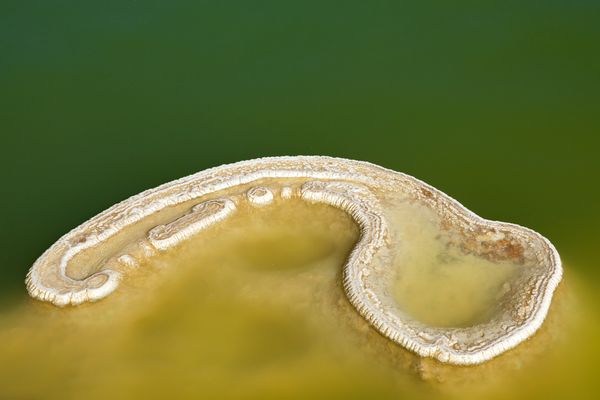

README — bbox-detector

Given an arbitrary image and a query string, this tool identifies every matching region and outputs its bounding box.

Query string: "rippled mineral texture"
[26,156,562,365]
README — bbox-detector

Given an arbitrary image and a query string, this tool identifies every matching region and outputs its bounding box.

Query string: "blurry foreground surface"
[0,201,598,399]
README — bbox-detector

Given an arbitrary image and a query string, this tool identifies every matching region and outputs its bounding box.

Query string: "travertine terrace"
[25,156,562,365]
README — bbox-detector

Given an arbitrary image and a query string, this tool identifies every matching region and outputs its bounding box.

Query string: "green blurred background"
[1,0,598,306]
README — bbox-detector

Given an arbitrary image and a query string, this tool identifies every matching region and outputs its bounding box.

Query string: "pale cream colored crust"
[25,156,562,365]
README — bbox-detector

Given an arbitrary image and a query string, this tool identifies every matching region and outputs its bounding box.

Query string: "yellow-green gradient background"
[0,1,598,398]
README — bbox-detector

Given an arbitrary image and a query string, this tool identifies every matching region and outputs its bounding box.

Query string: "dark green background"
[1,1,598,305]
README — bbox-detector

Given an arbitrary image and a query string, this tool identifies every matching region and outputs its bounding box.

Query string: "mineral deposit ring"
[25,156,562,365]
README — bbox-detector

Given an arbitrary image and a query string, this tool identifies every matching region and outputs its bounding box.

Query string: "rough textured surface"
[25,156,562,365]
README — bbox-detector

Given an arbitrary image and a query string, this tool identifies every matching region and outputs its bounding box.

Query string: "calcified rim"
[25,156,562,365]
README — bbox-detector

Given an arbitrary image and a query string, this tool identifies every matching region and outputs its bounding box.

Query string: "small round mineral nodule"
[25,156,562,365]
[246,186,274,206]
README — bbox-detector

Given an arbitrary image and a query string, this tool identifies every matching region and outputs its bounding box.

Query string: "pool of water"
[390,217,522,328]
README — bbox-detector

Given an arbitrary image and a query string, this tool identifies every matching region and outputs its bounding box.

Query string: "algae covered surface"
[0,199,597,399]
[1,1,599,399]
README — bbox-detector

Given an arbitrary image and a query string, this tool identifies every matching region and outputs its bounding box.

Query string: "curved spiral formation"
[25,156,562,365]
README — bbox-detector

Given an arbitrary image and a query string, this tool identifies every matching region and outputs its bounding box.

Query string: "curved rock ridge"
[25,156,562,365]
